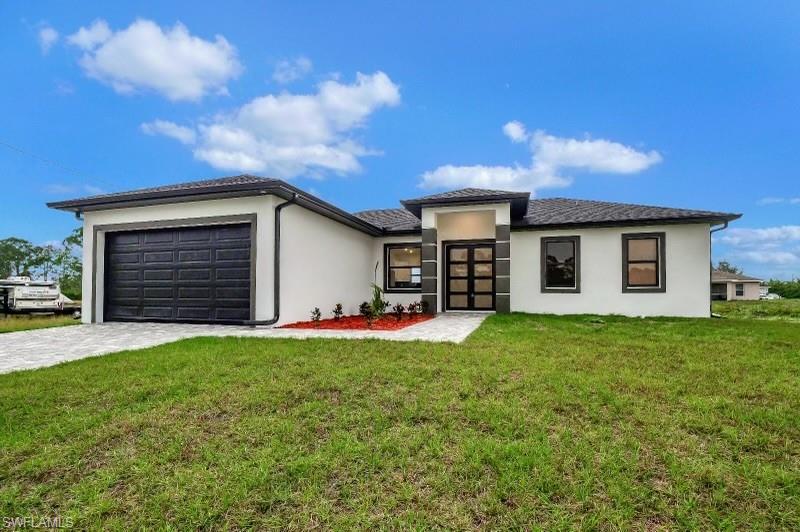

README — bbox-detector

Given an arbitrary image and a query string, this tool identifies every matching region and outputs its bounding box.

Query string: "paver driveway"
[0,313,488,374]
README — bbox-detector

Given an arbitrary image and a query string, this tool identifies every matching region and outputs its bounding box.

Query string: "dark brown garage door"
[104,223,252,324]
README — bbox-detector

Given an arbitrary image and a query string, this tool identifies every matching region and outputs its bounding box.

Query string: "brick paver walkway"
[0,313,489,374]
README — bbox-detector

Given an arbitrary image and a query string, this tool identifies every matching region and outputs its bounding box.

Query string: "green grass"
[713,299,800,321]
[0,314,78,333]
[1,314,798,529]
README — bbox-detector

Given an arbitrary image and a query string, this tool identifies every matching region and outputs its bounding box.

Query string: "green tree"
[715,260,742,274]
[0,237,36,277]
[57,227,83,299]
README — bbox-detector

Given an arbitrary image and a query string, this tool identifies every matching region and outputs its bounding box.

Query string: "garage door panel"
[104,223,251,324]
[179,249,211,262]
[216,248,250,261]
[216,268,250,280]
[143,251,174,263]
[144,270,174,281]
[143,287,173,299]
[178,228,213,242]
[215,308,250,320]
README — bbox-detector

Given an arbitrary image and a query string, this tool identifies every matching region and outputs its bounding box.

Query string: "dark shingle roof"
[401,187,531,218]
[49,175,279,207]
[516,198,740,228]
[353,208,420,232]
[408,187,523,201]
[711,269,762,282]
[47,175,741,235]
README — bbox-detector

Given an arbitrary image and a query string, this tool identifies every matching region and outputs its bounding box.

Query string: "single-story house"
[47,175,741,325]
[711,269,763,300]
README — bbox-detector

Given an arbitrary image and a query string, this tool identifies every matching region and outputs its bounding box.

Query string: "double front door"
[445,242,495,311]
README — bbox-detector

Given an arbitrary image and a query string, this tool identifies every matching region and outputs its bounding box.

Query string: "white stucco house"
[48,175,741,325]
[711,269,763,301]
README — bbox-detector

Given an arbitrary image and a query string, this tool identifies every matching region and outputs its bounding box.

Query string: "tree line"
[0,227,82,299]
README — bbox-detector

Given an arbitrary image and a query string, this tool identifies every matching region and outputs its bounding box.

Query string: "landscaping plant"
[392,303,405,321]
[310,307,322,327]
[332,303,343,320]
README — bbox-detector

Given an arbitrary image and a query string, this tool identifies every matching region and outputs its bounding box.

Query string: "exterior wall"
[81,195,376,326]
[422,203,510,313]
[81,196,276,324]
[510,223,712,317]
[373,235,423,308]
[726,280,761,301]
[279,204,374,324]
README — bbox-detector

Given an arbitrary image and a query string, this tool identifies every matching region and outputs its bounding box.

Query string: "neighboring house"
[711,269,763,301]
[48,175,741,325]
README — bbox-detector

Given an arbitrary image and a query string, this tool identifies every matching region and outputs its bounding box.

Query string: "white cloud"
[66,19,111,50]
[715,225,800,274]
[145,71,400,178]
[757,196,800,205]
[734,250,799,265]
[421,122,662,192]
[717,226,800,247]
[38,25,59,54]
[67,19,242,101]
[44,183,105,195]
[141,120,197,145]
[502,120,528,143]
[272,56,312,84]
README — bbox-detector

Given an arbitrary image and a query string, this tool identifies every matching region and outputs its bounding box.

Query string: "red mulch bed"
[280,314,433,331]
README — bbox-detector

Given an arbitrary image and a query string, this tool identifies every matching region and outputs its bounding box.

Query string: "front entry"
[445,242,495,311]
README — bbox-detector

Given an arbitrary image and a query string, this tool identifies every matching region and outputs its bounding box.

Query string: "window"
[540,236,580,293]
[384,244,421,291]
[735,283,744,297]
[622,232,666,292]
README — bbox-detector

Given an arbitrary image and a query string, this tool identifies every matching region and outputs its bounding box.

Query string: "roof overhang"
[510,213,742,231]
[47,180,383,236]
[400,192,531,219]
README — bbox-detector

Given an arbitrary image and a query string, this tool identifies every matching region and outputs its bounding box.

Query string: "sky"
[1,1,799,279]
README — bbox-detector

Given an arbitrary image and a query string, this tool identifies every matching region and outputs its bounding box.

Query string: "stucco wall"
[279,204,374,323]
[422,204,510,312]
[510,223,712,317]
[81,196,275,324]
[727,281,761,300]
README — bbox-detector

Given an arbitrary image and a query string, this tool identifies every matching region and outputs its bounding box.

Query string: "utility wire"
[0,137,114,192]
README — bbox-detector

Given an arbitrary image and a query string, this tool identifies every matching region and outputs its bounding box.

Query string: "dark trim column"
[495,224,511,313]
[421,227,437,314]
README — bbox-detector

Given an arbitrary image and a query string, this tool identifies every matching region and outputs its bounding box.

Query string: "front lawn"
[1,314,798,529]
[713,298,800,321]
[0,314,78,334]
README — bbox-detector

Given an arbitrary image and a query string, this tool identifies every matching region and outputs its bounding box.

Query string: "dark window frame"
[735,283,744,297]
[621,232,666,293]
[540,236,581,293]
[383,243,422,293]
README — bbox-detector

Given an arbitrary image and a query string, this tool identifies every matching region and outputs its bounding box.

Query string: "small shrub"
[420,299,430,314]
[332,303,343,320]
[310,307,322,327]
[359,301,371,317]
[407,301,418,316]
[392,303,405,321]
[370,283,387,317]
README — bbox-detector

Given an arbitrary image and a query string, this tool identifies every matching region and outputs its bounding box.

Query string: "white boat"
[0,276,74,313]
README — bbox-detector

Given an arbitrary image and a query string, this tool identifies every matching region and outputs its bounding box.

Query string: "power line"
[0,137,114,192]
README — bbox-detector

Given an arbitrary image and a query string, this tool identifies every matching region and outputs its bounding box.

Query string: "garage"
[104,223,253,324]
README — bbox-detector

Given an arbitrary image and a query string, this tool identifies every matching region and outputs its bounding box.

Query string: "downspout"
[245,193,299,327]
[709,221,729,317]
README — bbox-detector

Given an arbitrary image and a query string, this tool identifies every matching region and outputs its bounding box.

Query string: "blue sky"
[2,1,799,279]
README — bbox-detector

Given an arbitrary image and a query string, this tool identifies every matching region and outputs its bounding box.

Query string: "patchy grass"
[713,299,800,321]
[0,314,78,334]
[0,313,798,529]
